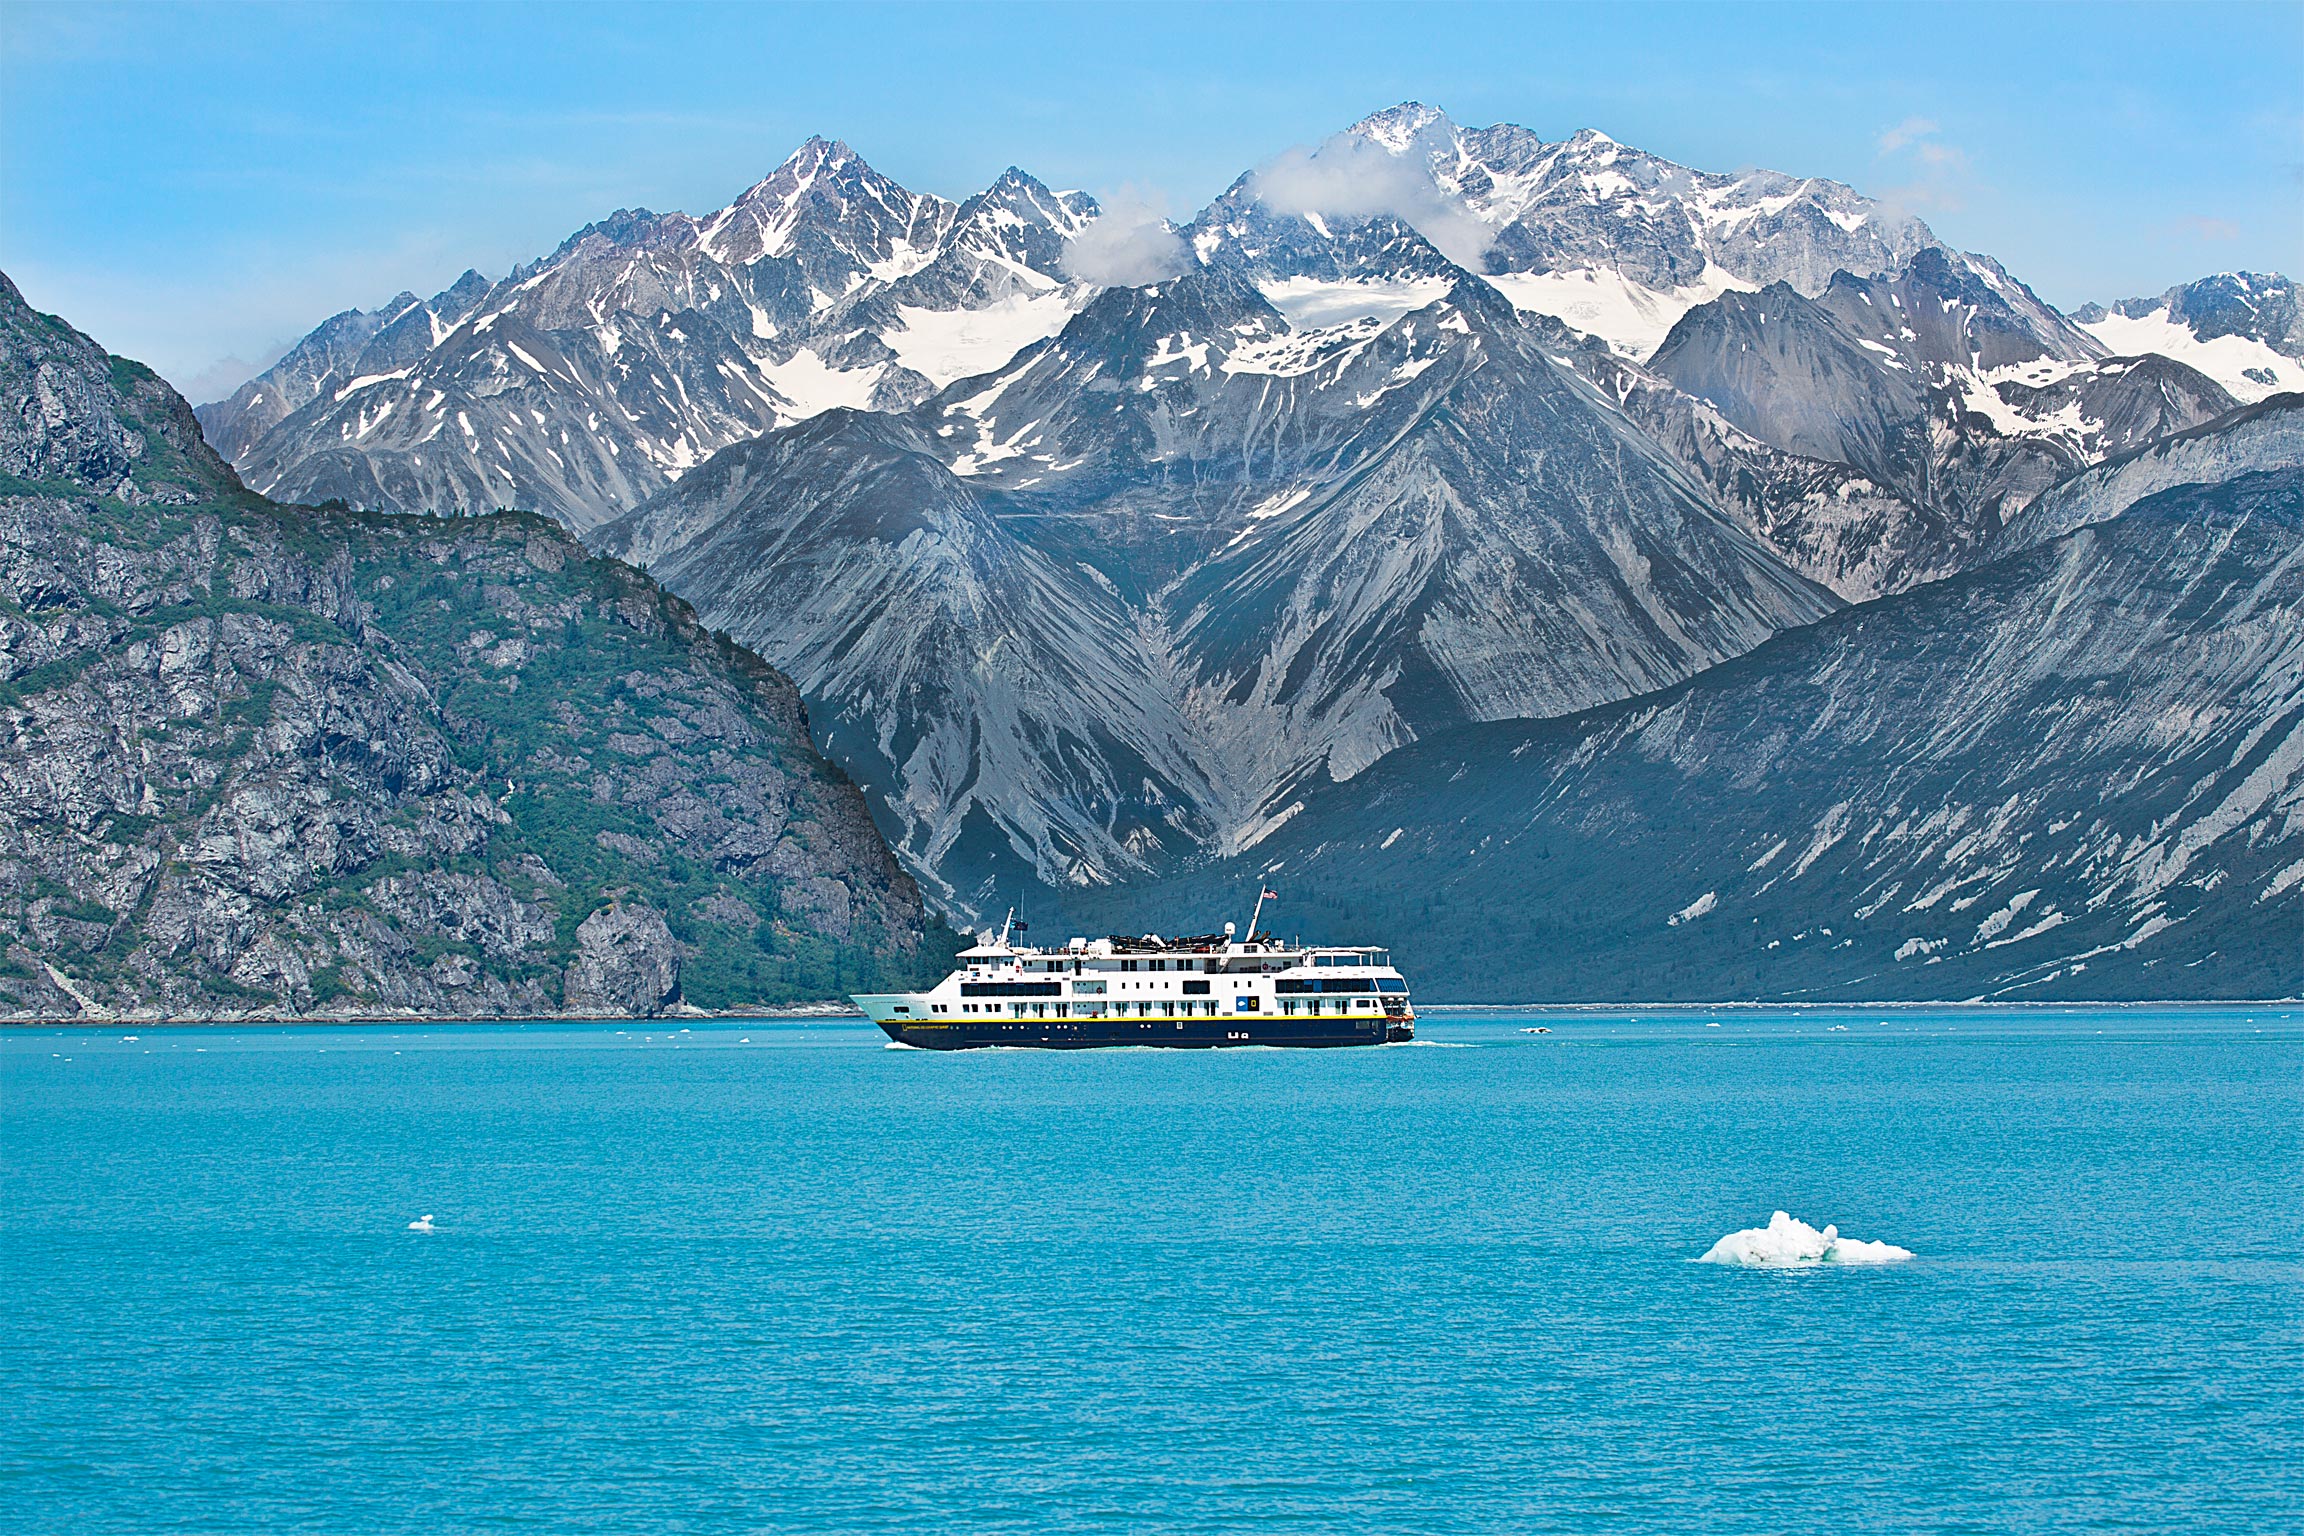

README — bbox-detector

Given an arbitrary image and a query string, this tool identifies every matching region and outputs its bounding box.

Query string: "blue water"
[4,1007,2300,1533]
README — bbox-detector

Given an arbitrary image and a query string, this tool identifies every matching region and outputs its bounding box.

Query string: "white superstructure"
[854,913,1414,1048]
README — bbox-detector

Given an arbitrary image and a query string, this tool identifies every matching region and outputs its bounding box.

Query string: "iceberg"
[1698,1210,1912,1268]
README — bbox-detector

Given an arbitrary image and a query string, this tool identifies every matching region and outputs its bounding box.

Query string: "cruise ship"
[853,897,1413,1049]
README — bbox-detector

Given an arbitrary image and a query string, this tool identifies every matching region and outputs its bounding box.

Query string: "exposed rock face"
[563,903,681,1015]
[200,144,1095,532]
[1646,253,2236,576]
[194,277,476,466]
[601,270,1836,916]
[1190,103,1939,354]
[170,108,2295,963]
[1991,393,2304,554]
[2075,272,2304,400]
[0,272,949,1021]
[1083,450,2304,1002]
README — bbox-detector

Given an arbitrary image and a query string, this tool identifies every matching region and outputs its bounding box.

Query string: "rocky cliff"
[600,270,1836,916]
[1,273,948,1021]
[1066,419,2304,1001]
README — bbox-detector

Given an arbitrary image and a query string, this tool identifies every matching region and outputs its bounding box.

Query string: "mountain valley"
[168,105,2304,995]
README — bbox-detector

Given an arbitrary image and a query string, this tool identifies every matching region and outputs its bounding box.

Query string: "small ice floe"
[1828,1024,1849,1032]
[1705,1021,1721,1028]
[1698,1211,1912,1268]
[407,1214,436,1233]
[120,1036,139,1043]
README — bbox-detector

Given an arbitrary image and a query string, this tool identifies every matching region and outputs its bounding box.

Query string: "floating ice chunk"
[408,1214,436,1233]
[1698,1211,1911,1268]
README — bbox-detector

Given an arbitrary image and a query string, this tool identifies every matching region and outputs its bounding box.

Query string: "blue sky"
[4,0,2298,396]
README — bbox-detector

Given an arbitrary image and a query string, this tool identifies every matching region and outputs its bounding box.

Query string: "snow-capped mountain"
[2074,272,2304,401]
[195,105,2289,929]
[1189,103,1939,360]
[1643,247,2234,565]
[199,140,1095,530]
[196,269,492,465]
[601,266,1835,912]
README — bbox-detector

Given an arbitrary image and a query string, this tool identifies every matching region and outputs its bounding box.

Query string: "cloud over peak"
[1246,125,1494,271]
[1061,187,1192,287]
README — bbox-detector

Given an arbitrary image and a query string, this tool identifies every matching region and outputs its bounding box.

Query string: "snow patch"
[883,290,1082,389]
[333,368,412,402]
[757,350,882,420]
[2078,307,2303,403]
[1248,485,1314,521]
[1487,263,1756,361]
[1257,276,1451,330]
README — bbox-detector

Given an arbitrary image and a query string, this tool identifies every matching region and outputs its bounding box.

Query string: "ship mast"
[1244,884,1272,943]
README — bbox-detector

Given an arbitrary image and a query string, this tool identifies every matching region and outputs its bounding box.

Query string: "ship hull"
[854,998,1413,1050]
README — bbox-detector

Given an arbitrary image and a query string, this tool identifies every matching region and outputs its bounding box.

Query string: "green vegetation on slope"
[1,272,957,1019]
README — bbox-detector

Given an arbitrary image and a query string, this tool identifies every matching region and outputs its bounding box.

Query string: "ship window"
[1182,979,1209,995]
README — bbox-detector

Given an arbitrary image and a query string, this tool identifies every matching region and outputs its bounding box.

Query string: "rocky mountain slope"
[1,273,947,1021]
[1071,406,2304,1001]
[600,268,1837,912]
[199,140,1095,532]
[1993,391,2304,554]
[2076,272,2303,401]
[1190,101,1940,359]
[189,106,2293,943]
[1641,248,2235,583]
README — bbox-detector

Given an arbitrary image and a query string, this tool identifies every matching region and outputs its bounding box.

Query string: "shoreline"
[0,1000,868,1029]
[5,997,2296,1030]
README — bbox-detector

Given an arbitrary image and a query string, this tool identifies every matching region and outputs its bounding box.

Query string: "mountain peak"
[1352,101,1457,152]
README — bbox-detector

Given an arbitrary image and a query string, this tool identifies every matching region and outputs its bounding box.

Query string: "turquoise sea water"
[4,1006,2299,1533]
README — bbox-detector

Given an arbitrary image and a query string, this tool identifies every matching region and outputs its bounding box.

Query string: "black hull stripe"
[878,1018,1413,1050]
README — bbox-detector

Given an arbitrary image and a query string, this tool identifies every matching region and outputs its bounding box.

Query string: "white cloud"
[2163,215,2241,241]
[1876,116,1939,155]
[1873,117,1973,216]
[1061,186,1191,287]
[1247,131,1494,270]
